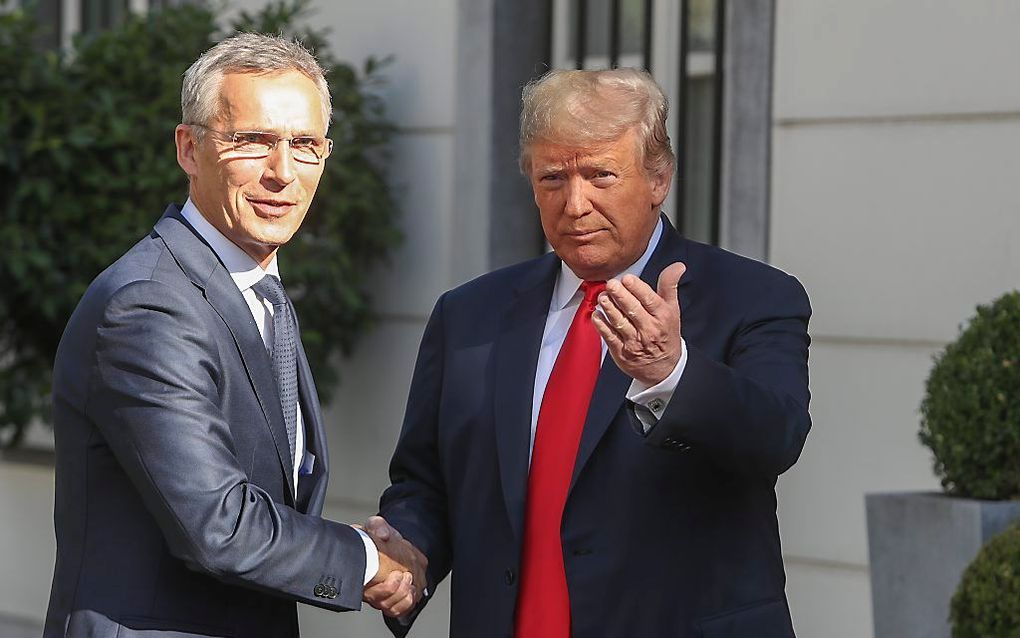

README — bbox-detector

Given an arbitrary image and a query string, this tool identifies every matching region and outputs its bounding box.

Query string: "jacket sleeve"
[86,279,367,611]
[379,294,454,636]
[642,272,812,477]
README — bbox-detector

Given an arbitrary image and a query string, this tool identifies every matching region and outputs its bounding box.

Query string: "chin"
[561,253,614,281]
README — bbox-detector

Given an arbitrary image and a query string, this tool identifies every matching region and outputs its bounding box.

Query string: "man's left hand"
[592,262,686,386]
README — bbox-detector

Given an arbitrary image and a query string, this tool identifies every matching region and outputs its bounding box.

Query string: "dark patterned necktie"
[252,274,298,462]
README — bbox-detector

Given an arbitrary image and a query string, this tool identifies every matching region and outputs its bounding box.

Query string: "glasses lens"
[291,137,325,164]
[231,132,275,157]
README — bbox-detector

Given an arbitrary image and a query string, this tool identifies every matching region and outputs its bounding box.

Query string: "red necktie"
[515,280,606,638]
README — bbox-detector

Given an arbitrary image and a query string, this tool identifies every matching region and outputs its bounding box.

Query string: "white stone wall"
[0,463,56,626]
[770,2,1020,636]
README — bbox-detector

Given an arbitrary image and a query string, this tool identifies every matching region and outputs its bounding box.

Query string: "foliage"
[951,524,1020,638]
[919,291,1020,500]
[0,0,400,447]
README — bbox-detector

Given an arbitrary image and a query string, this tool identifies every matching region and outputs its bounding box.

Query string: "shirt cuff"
[354,526,379,586]
[625,337,688,433]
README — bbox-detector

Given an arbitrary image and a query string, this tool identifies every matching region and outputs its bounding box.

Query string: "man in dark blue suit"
[371,68,811,637]
[44,33,424,637]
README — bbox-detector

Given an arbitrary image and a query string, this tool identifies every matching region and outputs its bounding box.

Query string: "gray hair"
[519,68,674,178]
[181,32,331,134]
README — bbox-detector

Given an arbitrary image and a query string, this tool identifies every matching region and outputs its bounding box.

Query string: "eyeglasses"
[191,124,333,165]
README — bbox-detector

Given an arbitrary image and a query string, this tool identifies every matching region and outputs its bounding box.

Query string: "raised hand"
[361,515,428,618]
[591,262,686,386]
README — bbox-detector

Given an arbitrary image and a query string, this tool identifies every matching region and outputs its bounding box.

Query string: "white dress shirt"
[530,218,688,457]
[180,200,378,585]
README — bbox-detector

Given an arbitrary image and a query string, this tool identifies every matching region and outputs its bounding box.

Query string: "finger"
[606,278,657,327]
[597,290,636,338]
[364,570,403,606]
[384,587,417,618]
[380,572,413,610]
[619,274,664,315]
[591,307,625,352]
[656,262,686,308]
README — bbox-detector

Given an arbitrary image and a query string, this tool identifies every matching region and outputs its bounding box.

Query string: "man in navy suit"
[370,68,811,637]
[44,33,423,637]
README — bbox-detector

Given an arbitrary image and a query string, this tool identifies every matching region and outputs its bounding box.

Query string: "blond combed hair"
[181,32,331,134]
[519,68,674,178]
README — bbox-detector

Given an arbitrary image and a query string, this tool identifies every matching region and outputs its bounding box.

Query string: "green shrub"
[951,524,1020,638]
[919,291,1020,500]
[0,0,400,447]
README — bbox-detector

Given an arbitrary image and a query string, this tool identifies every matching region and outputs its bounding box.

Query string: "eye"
[593,170,616,179]
[290,137,319,149]
[233,131,267,145]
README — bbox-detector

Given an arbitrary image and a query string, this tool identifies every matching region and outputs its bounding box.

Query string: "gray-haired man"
[44,33,423,637]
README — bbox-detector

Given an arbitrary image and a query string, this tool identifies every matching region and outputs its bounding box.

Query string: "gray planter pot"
[866,491,1020,638]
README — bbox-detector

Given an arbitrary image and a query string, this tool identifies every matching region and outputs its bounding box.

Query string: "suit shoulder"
[64,233,197,334]
[686,239,808,299]
[90,234,193,301]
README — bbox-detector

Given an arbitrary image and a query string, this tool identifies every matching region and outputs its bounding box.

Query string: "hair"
[519,68,675,178]
[181,32,331,136]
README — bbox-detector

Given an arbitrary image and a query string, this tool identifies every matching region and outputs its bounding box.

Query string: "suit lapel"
[493,254,560,542]
[153,205,296,504]
[569,215,691,493]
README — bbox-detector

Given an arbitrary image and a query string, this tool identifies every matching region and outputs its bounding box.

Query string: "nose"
[564,176,593,218]
[262,141,298,187]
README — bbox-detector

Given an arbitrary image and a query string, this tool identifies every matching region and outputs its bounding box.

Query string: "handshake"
[359,516,428,618]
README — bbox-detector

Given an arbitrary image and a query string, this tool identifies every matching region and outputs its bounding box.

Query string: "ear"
[649,166,672,207]
[175,124,200,178]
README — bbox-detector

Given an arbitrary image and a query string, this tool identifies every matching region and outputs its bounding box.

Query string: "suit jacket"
[44,205,366,638]
[379,216,811,638]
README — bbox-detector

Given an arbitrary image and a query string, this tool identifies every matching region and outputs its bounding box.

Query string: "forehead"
[529,128,640,168]
[215,70,325,132]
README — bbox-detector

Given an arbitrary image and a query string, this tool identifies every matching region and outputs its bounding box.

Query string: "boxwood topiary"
[919,291,1020,500]
[951,524,1020,638]
[0,0,400,447]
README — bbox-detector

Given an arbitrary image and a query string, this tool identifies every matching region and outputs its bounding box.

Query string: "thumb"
[656,262,686,305]
[366,515,394,541]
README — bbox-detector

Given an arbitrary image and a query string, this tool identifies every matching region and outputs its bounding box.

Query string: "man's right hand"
[362,516,428,618]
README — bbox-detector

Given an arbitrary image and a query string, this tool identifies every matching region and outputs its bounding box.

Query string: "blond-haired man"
[373,68,810,638]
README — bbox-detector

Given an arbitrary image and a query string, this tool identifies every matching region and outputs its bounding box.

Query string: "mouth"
[565,229,606,241]
[246,197,298,218]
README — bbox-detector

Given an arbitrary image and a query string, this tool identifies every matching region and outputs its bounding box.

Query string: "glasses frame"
[190,124,333,165]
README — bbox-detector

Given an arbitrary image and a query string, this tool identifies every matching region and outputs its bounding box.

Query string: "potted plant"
[950,523,1020,637]
[866,291,1020,638]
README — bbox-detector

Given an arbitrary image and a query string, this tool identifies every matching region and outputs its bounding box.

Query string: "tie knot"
[580,280,606,306]
[252,274,289,306]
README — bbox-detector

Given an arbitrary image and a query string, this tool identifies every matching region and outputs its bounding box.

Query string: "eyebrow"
[232,125,321,137]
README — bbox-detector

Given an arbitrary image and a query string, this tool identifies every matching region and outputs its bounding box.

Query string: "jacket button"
[504,568,515,586]
[313,584,325,597]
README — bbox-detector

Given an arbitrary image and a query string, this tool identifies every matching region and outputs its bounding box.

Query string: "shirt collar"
[552,217,664,311]
[180,198,280,292]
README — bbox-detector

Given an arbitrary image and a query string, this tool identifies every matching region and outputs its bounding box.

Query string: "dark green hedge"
[951,524,1020,638]
[919,291,1020,500]
[0,0,400,447]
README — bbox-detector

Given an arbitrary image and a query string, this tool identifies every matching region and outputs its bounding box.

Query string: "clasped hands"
[360,515,428,618]
[591,262,687,386]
